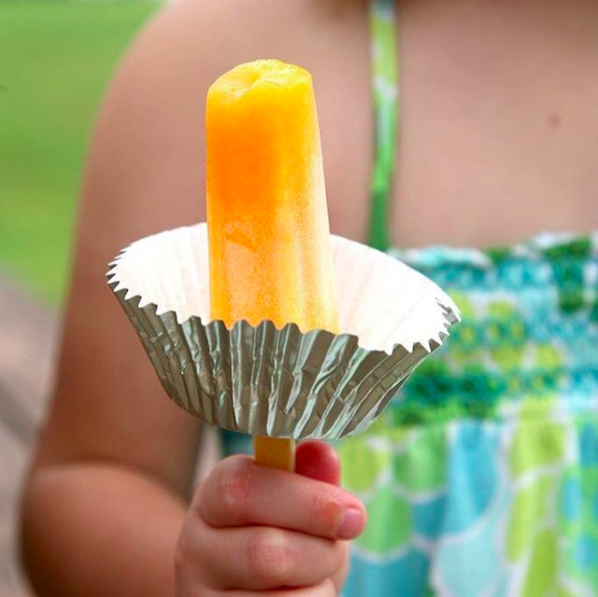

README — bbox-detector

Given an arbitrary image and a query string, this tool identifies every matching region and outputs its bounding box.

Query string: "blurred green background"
[0,0,160,306]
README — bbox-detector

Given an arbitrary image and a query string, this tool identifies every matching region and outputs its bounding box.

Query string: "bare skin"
[21,0,598,595]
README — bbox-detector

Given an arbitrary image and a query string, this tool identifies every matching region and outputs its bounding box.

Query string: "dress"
[221,1,598,594]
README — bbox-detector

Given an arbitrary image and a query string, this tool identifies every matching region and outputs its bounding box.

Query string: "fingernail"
[336,507,365,539]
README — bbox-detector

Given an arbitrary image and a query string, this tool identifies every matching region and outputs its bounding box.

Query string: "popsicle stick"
[254,437,296,472]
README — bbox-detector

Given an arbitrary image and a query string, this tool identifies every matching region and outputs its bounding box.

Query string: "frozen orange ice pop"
[206,60,339,470]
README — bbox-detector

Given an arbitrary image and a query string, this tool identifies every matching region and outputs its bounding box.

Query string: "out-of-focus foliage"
[0,0,160,305]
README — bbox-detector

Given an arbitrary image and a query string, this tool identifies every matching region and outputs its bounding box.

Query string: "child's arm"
[21,5,208,593]
[22,462,186,596]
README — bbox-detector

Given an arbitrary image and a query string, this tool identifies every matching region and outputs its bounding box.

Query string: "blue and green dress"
[223,0,598,594]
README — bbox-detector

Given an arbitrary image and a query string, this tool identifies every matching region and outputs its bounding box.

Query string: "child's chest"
[307,0,598,247]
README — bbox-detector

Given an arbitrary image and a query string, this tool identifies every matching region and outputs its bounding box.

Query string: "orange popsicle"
[206,60,339,470]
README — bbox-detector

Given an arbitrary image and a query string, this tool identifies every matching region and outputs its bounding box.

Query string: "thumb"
[296,440,341,486]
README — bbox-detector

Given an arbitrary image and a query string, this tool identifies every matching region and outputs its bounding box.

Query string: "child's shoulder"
[142,0,347,76]
[89,0,370,232]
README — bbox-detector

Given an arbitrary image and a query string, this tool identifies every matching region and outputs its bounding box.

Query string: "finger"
[194,522,345,590]
[196,456,366,540]
[296,441,341,486]
[223,579,336,596]
[332,541,351,593]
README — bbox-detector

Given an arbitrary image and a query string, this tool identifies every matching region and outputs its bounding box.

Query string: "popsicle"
[206,60,339,471]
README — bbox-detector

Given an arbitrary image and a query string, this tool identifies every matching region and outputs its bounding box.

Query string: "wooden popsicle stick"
[254,436,296,472]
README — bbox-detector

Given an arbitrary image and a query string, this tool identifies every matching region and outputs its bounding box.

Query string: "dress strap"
[367,0,400,251]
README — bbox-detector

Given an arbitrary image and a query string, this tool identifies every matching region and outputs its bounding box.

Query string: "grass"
[0,0,160,305]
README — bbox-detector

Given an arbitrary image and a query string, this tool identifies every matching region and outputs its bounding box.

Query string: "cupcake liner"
[107,223,459,440]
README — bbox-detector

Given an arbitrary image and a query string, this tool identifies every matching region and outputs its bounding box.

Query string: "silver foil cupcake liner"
[107,223,459,440]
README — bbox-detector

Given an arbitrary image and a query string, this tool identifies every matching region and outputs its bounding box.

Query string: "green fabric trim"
[367,0,399,251]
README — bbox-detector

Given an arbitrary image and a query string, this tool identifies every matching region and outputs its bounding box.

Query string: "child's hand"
[175,441,366,595]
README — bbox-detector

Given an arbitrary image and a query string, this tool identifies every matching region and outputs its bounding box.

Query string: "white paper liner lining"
[110,223,460,354]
